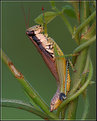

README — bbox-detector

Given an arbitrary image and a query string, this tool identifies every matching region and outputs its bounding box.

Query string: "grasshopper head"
[50,97,62,112]
[26,25,43,36]
[50,92,66,111]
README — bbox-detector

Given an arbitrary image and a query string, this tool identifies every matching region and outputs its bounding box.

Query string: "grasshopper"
[26,25,71,111]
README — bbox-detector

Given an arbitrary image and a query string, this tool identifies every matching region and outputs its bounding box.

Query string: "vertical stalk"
[80,1,89,33]
[61,104,68,119]
[67,98,78,119]
[67,47,89,119]
[67,1,90,119]
[59,13,73,34]
[71,1,80,24]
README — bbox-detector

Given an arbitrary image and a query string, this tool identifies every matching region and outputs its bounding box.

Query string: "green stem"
[60,105,68,119]
[73,35,96,54]
[72,1,81,45]
[81,94,89,119]
[59,13,73,34]
[1,49,58,119]
[42,11,48,36]
[44,23,48,36]
[93,1,96,8]
[50,1,73,34]
[69,51,90,97]
[84,1,89,31]
[73,11,96,38]
[68,79,81,96]
[1,99,50,120]
[67,42,89,119]
[64,8,93,115]
[67,3,94,118]
[82,21,96,40]
[80,1,89,33]
[70,1,80,23]
[50,1,57,11]
[57,59,93,113]
[67,98,78,119]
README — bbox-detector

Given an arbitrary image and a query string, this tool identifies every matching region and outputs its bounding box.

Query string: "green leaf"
[62,5,76,19]
[34,11,58,25]
[24,90,41,111]
[1,99,50,119]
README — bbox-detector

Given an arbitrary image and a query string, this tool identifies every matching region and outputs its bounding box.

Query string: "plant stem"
[70,1,80,23]
[1,99,50,120]
[73,35,96,54]
[68,79,81,96]
[59,13,73,34]
[72,1,81,45]
[73,10,96,38]
[50,1,73,34]
[67,98,78,119]
[1,49,58,119]
[82,21,96,40]
[69,50,90,97]
[67,46,89,119]
[67,3,94,118]
[81,94,89,119]
[60,105,68,119]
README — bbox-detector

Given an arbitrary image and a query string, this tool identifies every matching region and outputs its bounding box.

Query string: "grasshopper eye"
[26,30,35,36]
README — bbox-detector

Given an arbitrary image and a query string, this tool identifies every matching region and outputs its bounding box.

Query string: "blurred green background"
[2,1,96,120]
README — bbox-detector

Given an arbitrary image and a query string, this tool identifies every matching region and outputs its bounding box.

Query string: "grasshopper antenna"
[21,4,30,29]
[27,8,30,29]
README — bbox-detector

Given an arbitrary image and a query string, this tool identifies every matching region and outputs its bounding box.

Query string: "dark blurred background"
[2,2,96,120]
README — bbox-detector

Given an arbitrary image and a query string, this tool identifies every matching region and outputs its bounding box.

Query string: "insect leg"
[68,59,76,72]
[59,59,70,101]
[66,62,71,93]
